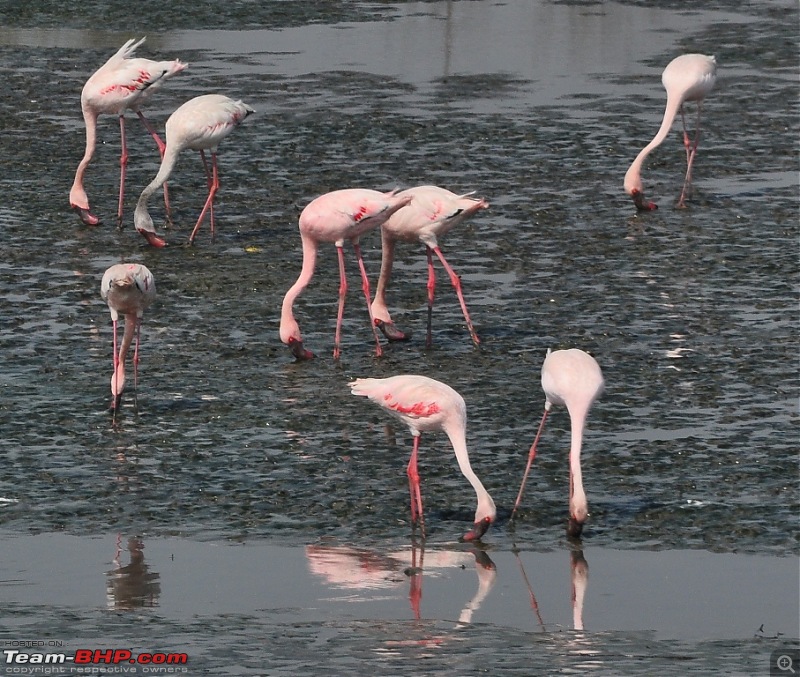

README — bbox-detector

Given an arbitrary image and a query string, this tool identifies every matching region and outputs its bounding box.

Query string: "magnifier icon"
[778,655,796,673]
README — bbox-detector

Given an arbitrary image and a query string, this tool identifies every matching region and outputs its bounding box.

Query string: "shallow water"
[0,0,798,674]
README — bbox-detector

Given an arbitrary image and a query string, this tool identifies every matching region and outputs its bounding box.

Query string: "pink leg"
[132,318,142,393]
[426,247,436,348]
[136,111,172,223]
[511,408,549,520]
[333,245,348,360]
[352,242,382,358]
[678,105,703,208]
[432,246,480,346]
[189,151,220,244]
[406,436,425,535]
[111,319,120,409]
[117,115,128,227]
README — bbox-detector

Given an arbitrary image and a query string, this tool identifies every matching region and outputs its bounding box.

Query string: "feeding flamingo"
[624,53,717,210]
[133,94,255,247]
[70,37,187,227]
[511,349,604,537]
[279,188,412,360]
[100,263,156,411]
[370,185,488,348]
[349,374,496,541]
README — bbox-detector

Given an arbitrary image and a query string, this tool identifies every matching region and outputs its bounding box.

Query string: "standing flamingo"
[279,189,412,360]
[349,374,496,541]
[133,94,254,247]
[624,53,717,210]
[100,263,156,411]
[370,185,488,348]
[70,37,187,227]
[511,349,604,537]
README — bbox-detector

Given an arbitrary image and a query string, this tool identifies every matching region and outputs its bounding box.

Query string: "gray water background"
[0,0,797,674]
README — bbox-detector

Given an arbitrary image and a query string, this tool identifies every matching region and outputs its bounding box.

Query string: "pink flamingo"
[279,189,413,360]
[371,185,488,348]
[511,349,604,537]
[624,53,717,211]
[100,263,156,411]
[349,374,496,541]
[70,37,187,227]
[133,94,254,247]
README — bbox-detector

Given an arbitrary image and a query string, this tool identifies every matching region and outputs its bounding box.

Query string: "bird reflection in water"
[305,540,495,626]
[514,544,589,632]
[106,534,161,610]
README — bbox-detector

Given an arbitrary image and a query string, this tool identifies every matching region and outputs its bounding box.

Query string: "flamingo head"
[630,188,658,212]
[374,319,412,342]
[137,229,167,248]
[460,515,493,542]
[287,337,314,361]
[567,501,589,539]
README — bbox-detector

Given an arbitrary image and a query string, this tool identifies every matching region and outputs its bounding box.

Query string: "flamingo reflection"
[106,534,161,610]
[514,546,589,631]
[305,542,495,623]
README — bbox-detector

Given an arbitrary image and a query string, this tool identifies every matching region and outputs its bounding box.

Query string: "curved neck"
[72,108,98,190]
[445,422,496,521]
[567,407,588,516]
[280,234,318,340]
[625,94,683,190]
[371,230,396,322]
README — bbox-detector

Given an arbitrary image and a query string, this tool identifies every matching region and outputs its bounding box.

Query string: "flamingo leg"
[678,105,704,208]
[117,115,128,228]
[352,242,382,358]
[132,317,142,394]
[333,244,348,360]
[189,151,220,244]
[425,246,436,349]
[111,319,120,410]
[136,111,172,226]
[511,407,550,520]
[408,541,423,620]
[432,246,480,346]
[406,435,425,536]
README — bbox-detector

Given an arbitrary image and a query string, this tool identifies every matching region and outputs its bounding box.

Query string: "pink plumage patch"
[383,394,440,417]
[353,205,368,222]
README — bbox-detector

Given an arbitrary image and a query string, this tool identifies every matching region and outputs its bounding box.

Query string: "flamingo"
[511,349,604,537]
[370,185,488,348]
[279,188,413,360]
[349,374,496,541]
[100,263,156,411]
[70,37,187,227]
[133,94,255,247]
[624,53,717,210]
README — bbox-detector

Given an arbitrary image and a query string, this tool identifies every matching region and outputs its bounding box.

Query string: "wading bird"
[349,374,496,541]
[511,349,604,537]
[70,37,187,227]
[279,188,412,360]
[624,53,717,210]
[370,185,488,348]
[100,263,156,411]
[133,94,254,247]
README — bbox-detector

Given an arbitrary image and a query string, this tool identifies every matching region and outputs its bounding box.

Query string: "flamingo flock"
[81,39,717,539]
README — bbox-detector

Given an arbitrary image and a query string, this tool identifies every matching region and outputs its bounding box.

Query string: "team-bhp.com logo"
[3,648,188,673]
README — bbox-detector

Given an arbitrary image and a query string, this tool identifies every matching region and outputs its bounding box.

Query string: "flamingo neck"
[568,408,588,522]
[71,108,98,199]
[279,233,318,344]
[134,146,180,233]
[371,230,396,324]
[446,424,496,523]
[624,94,683,195]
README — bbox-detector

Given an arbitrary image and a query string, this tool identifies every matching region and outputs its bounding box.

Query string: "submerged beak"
[288,338,314,361]
[73,205,101,226]
[374,319,412,342]
[460,517,492,542]
[137,229,168,248]
[631,190,658,212]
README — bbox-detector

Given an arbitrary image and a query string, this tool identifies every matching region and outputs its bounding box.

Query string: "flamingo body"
[133,94,254,247]
[512,349,604,537]
[279,188,412,360]
[349,374,496,541]
[371,185,488,347]
[624,54,717,210]
[70,38,187,226]
[100,263,156,410]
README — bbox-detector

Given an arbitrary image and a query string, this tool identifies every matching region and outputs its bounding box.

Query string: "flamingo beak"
[288,338,314,361]
[631,189,658,212]
[374,319,412,342]
[137,229,168,248]
[73,205,101,226]
[460,517,492,542]
[567,517,585,539]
